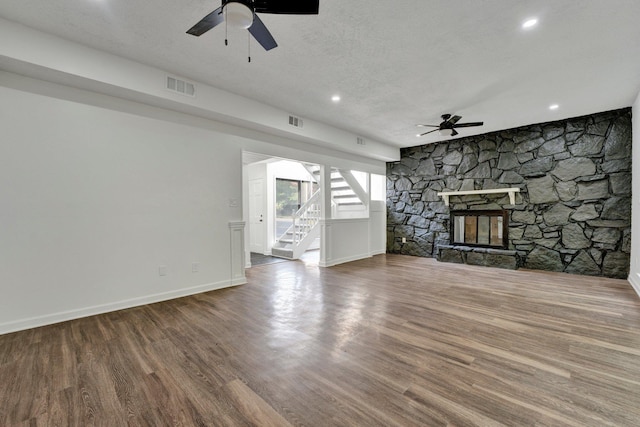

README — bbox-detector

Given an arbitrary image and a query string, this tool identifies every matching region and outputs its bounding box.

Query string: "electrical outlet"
[159,266,167,276]
[402,237,407,243]
[192,262,200,273]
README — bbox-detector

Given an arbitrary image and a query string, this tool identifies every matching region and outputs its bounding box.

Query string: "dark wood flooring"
[1,255,640,426]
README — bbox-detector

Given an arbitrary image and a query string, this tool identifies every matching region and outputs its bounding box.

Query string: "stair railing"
[290,190,321,245]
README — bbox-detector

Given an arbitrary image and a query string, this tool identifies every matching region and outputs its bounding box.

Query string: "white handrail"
[283,189,321,246]
[437,188,520,206]
[294,190,320,217]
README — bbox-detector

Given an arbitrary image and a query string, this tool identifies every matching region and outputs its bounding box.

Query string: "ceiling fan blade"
[254,0,319,14]
[449,115,462,125]
[451,129,459,136]
[416,124,439,128]
[419,129,439,137]
[452,122,484,128]
[187,7,224,36]
[249,14,278,50]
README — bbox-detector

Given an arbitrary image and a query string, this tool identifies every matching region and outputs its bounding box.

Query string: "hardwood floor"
[1,254,640,426]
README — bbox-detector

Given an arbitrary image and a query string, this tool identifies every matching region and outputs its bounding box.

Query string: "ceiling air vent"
[288,115,304,128]
[166,76,195,97]
[356,137,366,146]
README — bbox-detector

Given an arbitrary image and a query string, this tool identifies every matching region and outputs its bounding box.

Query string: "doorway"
[275,178,319,242]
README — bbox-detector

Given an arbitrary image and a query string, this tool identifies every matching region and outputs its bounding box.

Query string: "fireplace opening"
[450,210,509,249]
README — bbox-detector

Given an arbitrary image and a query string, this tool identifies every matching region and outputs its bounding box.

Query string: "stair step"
[331,178,345,182]
[332,186,351,191]
[337,202,364,206]
[312,171,341,177]
[271,248,294,259]
[333,194,358,199]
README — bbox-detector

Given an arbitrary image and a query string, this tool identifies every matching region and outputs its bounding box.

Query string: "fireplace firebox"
[450,210,509,249]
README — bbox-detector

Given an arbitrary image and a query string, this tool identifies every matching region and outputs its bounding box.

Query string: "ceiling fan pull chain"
[248,31,251,62]
[225,15,228,46]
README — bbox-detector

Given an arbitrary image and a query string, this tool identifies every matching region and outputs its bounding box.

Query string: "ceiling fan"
[416,114,484,137]
[187,0,319,54]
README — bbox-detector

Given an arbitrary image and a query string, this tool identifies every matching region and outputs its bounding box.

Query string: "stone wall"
[386,108,632,278]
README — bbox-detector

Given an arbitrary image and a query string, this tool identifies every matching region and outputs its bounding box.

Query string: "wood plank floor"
[1,254,640,426]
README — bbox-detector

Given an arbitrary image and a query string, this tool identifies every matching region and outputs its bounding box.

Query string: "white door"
[249,178,265,253]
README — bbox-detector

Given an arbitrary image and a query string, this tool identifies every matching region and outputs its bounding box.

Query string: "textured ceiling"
[1,0,640,148]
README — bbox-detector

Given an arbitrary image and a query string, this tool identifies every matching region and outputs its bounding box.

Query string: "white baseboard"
[0,279,245,335]
[320,252,371,268]
[628,274,640,299]
[231,276,247,286]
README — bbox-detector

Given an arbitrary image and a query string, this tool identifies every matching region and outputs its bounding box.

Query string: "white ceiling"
[1,0,640,148]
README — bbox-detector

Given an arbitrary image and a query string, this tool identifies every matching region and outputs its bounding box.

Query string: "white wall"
[320,219,371,267]
[0,71,390,334]
[629,92,640,297]
[0,17,399,163]
[0,83,245,333]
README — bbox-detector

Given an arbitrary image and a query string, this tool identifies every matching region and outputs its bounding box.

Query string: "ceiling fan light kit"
[224,2,254,29]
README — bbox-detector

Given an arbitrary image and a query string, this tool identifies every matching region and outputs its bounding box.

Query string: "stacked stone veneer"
[386,108,632,278]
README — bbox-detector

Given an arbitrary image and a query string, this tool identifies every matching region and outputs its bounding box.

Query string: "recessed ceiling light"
[522,18,538,29]
[549,104,559,110]
[331,95,341,103]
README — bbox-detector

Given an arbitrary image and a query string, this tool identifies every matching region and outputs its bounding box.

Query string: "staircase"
[305,165,369,214]
[271,190,321,260]
[271,164,369,260]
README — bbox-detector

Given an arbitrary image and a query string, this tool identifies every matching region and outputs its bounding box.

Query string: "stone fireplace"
[386,108,632,278]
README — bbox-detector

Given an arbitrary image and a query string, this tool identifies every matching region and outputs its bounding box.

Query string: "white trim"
[320,253,372,268]
[628,274,640,299]
[0,279,245,335]
[437,187,521,206]
[228,220,246,228]
[229,220,247,285]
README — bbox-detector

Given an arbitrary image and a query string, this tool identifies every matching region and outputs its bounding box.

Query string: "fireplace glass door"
[451,210,508,249]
